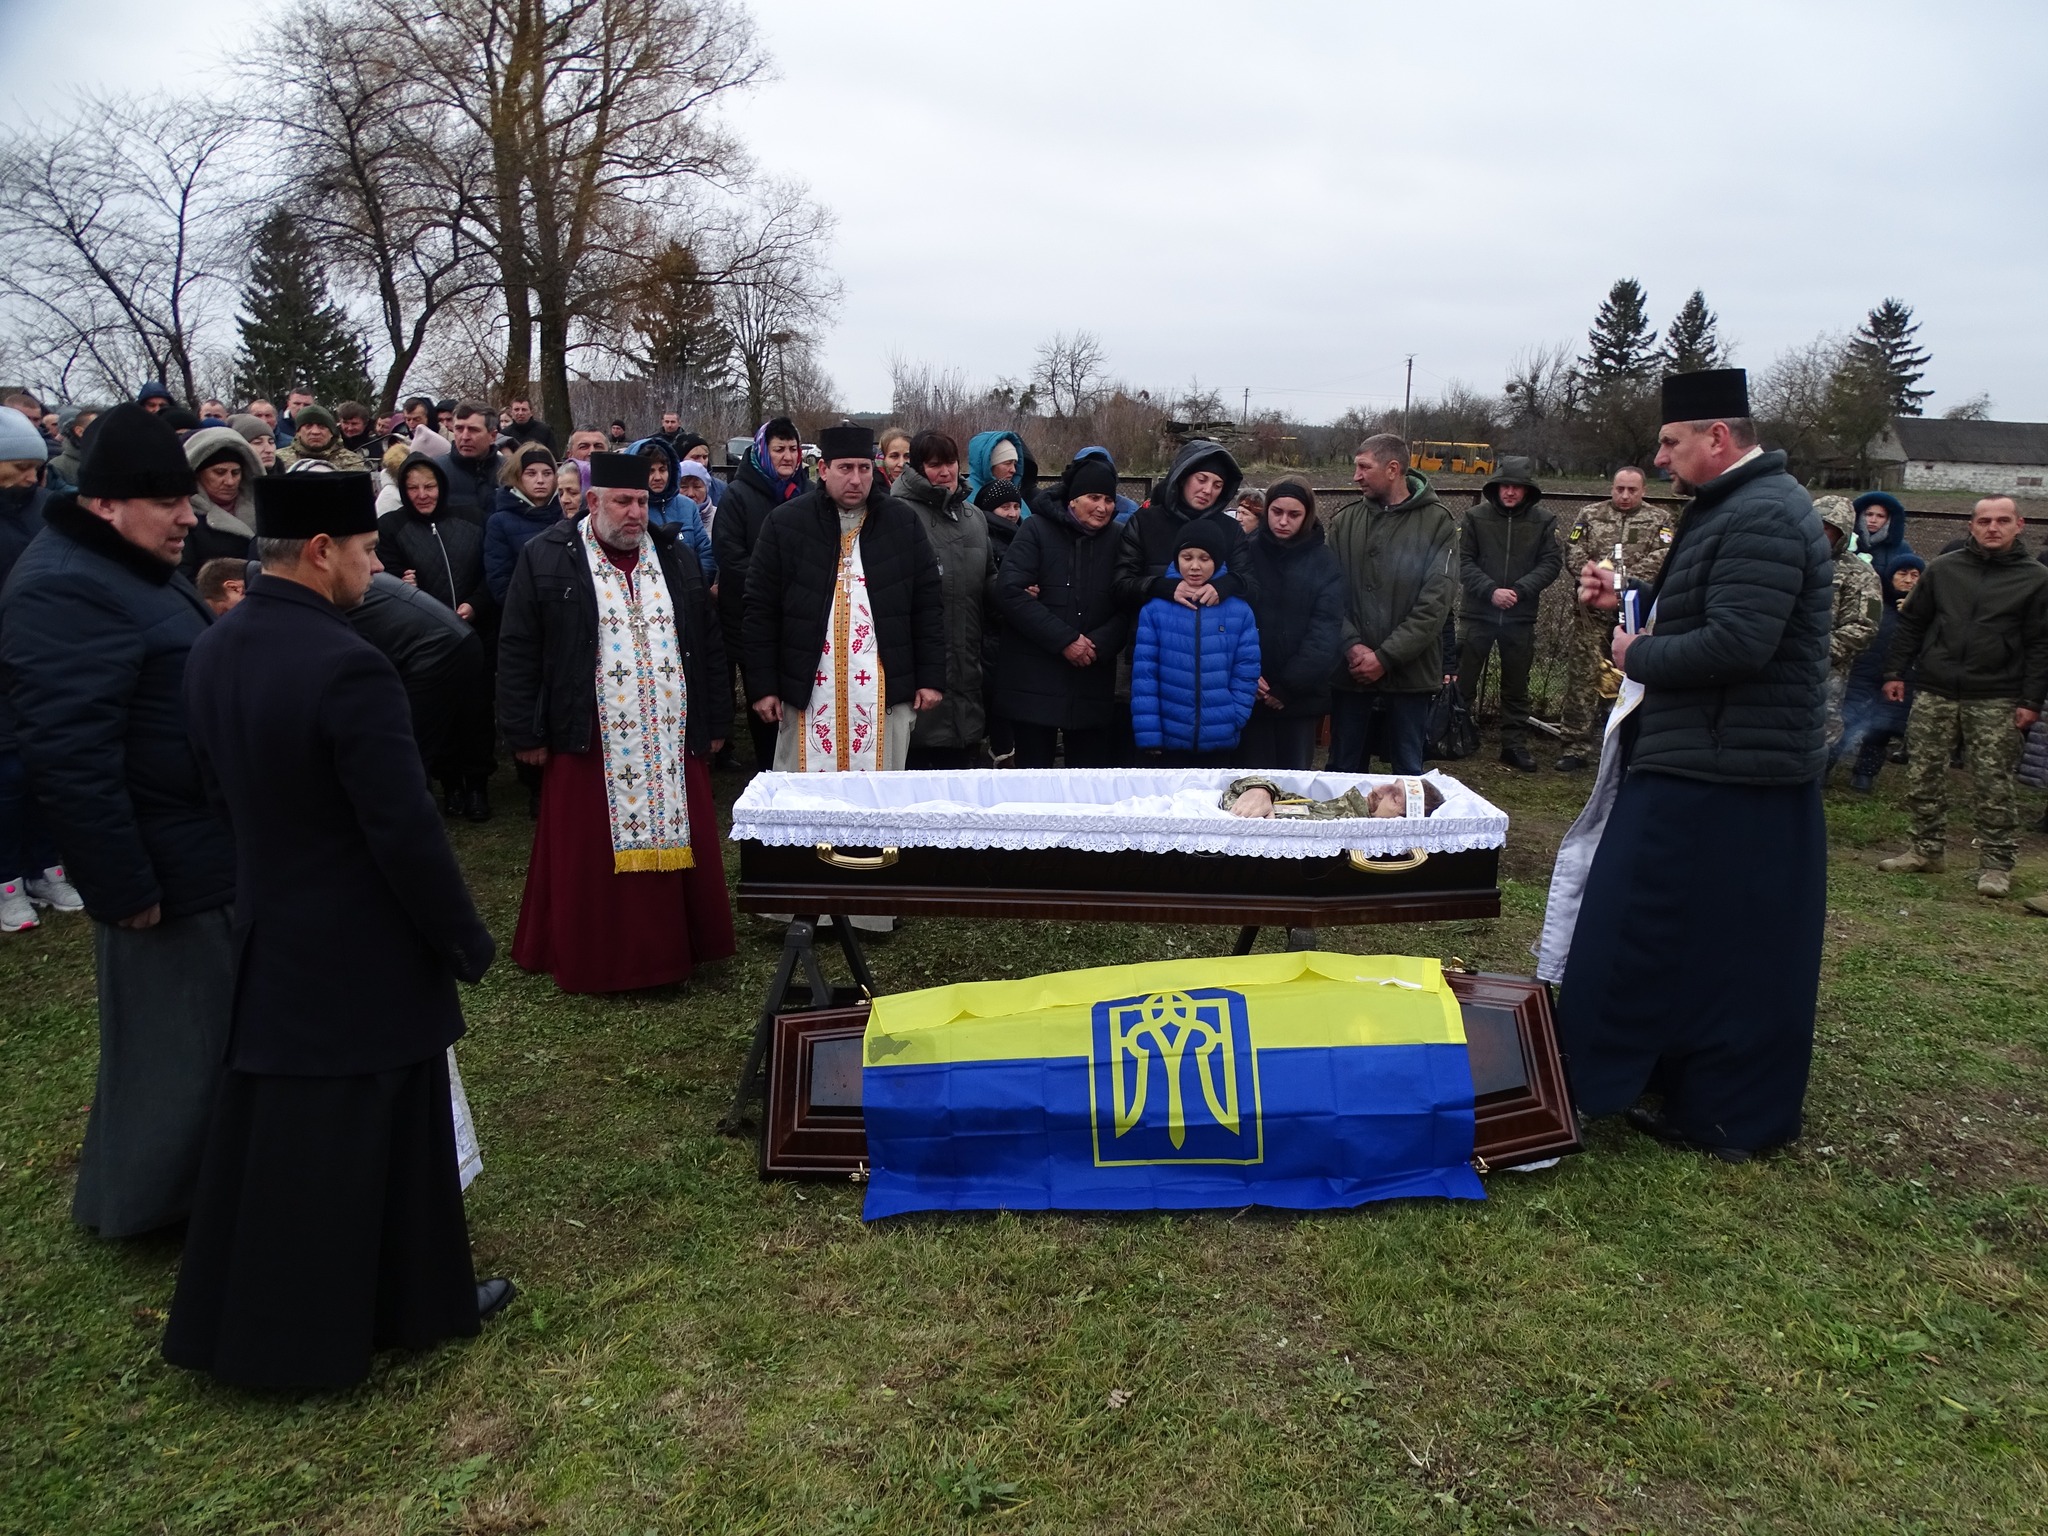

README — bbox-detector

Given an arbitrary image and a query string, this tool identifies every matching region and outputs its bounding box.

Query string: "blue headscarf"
[751,420,808,503]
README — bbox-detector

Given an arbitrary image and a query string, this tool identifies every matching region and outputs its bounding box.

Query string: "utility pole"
[1242,386,1250,423]
[1402,355,1415,451]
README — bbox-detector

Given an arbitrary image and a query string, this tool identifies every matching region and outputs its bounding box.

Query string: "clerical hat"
[587,451,650,491]
[252,472,378,539]
[818,424,875,464]
[1661,367,1750,425]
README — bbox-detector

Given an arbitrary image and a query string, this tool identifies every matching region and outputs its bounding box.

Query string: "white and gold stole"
[798,520,886,771]
[584,530,693,870]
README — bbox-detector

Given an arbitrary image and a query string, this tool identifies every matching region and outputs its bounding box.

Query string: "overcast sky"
[9,0,2045,419]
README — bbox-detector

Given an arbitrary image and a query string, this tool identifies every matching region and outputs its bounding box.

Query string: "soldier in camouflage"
[1553,466,1675,769]
[1875,496,2048,898]
[1812,495,1883,759]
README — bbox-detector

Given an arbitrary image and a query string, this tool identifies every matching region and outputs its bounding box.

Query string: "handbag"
[1425,680,1480,761]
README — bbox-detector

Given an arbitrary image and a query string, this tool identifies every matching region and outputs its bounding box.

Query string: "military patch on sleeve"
[1659,528,1672,542]
[1569,525,1583,541]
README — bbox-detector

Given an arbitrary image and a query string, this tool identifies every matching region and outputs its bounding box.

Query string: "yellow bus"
[1408,441,1495,477]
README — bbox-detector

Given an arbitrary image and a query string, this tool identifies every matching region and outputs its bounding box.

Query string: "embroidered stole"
[584,530,693,871]
[798,520,886,771]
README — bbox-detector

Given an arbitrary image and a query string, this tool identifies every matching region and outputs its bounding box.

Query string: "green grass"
[3,754,2046,1534]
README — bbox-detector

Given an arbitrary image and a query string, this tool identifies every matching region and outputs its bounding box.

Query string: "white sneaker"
[25,865,83,912]
[0,878,39,933]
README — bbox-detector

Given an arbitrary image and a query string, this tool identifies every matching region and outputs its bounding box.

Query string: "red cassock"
[512,745,736,993]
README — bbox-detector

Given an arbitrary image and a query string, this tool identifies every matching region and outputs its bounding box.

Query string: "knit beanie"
[295,404,337,432]
[989,438,1019,468]
[1065,457,1119,504]
[230,413,272,443]
[76,402,197,499]
[1174,518,1229,562]
[0,406,48,463]
[1263,478,1318,523]
[975,479,1024,512]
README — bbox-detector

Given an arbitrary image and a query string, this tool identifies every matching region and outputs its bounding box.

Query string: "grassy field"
[3,748,2046,1535]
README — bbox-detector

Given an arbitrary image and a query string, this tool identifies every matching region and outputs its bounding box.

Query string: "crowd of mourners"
[2,370,2047,1395]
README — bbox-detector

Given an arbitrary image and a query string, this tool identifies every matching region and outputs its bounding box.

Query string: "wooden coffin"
[737,839,1502,928]
[758,971,1579,1179]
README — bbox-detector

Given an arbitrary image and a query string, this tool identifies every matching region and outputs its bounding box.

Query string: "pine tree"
[1847,297,1931,416]
[1580,278,1658,382]
[1661,289,1726,373]
[623,241,732,393]
[232,210,373,407]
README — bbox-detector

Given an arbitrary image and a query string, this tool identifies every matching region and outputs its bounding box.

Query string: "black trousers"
[1457,622,1537,745]
[1011,721,1121,769]
[412,651,496,789]
[1155,747,1236,769]
[1236,713,1322,771]
[906,745,976,771]
[1329,691,1430,775]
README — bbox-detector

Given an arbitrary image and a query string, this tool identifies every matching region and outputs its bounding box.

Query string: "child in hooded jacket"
[1132,522,1262,766]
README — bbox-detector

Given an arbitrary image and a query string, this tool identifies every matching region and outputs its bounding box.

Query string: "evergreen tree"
[232,210,373,406]
[1579,278,1660,465]
[1847,297,1931,416]
[1661,289,1726,373]
[1580,278,1658,382]
[622,241,732,393]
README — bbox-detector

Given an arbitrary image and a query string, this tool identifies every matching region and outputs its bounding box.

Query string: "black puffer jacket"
[1249,520,1347,718]
[1112,439,1259,610]
[1457,458,1562,627]
[435,447,505,529]
[1884,537,2048,707]
[496,521,730,757]
[994,498,1131,729]
[0,497,233,921]
[741,480,946,711]
[1621,450,1833,784]
[376,456,491,621]
[712,454,797,653]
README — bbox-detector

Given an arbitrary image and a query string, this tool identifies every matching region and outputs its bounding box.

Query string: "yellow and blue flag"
[861,952,1483,1218]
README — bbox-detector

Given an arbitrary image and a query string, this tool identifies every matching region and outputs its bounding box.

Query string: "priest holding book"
[1542,369,1834,1164]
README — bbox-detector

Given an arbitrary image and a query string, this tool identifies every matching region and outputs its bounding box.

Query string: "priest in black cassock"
[164,472,511,1392]
[1541,369,1833,1163]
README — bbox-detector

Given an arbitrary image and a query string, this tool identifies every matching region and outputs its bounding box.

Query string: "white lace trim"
[728,768,1508,860]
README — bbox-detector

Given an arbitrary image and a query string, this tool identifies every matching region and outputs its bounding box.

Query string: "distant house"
[1869,418,2048,496]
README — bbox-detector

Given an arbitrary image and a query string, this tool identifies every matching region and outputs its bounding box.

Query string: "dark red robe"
[511,719,735,993]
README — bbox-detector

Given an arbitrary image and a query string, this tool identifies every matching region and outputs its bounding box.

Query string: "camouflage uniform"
[1904,696,2023,868]
[1556,499,1675,760]
[1812,496,1884,752]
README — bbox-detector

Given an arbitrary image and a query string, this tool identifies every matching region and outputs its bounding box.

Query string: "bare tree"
[711,186,841,425]
[1031,330,1108,420]
[1501,341,1583,469]
[378,0,767,431]
[1754,332,1848,476]
[0,95,238,403]
[250,5,493,413]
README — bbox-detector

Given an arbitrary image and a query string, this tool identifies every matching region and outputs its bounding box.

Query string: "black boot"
[442,782,463,816]
[1500,741,1537,773]
[464,778,492,823]
[1554,753,1587,773]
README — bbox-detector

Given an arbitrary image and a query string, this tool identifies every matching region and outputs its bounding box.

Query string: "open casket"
[729,768,1510,928]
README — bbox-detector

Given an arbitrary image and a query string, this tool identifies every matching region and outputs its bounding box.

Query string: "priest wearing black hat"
[741,423,945,776]
[165,472,509,1391]
[497,452,734,993]
[0,401,236,1239]
[1538,368,1834,1164]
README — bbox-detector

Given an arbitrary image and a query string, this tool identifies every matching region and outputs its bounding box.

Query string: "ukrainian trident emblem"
[1089,988,1263,1166]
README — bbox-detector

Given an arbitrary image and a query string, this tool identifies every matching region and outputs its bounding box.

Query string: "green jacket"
[1885,537,2048,708]
[1324,471,1459,694]
[1458,496,1562,626]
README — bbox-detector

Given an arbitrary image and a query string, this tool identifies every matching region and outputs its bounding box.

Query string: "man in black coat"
[1543,369,1833,1163]
[741,424,944,773]
[1455,456,1562,772]
[435,401,507,528]
[713,417,807,769]
[0,403,236,1238]
[164,471,507,1393]
[500,394,558,455]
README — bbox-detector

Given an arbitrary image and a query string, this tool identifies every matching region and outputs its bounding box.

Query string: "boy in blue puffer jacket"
[1132,522,1262,766]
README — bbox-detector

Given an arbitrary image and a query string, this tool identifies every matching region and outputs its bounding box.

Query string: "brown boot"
[1876,850,1943,874]
[1977,868,2012,898]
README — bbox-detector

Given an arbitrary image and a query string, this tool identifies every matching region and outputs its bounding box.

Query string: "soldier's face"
[1611,473,1645,512]
[1972,499,2021,552]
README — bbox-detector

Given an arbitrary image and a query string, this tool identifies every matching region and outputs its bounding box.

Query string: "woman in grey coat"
[893,430,995,769]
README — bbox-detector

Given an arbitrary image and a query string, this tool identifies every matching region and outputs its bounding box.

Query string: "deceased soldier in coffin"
[1223,775,1446,821]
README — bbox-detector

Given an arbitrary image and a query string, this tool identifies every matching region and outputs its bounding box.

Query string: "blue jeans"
[1328,692,1429,775]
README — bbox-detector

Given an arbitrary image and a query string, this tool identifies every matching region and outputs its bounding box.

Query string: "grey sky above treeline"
[13,0,2045,420]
